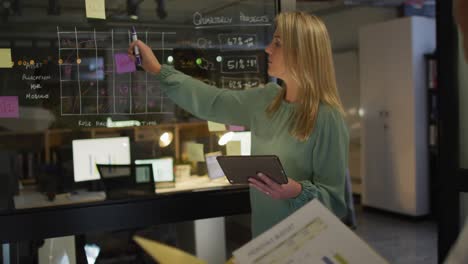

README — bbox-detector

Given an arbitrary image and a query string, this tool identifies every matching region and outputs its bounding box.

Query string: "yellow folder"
[133,236,235,264]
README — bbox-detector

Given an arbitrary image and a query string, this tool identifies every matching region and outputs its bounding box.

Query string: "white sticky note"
[208,121,226,132]
[186,142,205,162]
[85,0,106,19]
[226,141,241,156]
[0,49,13,68]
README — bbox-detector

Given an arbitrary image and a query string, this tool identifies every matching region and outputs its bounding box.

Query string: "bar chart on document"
[253,218,352,264]
[233,200,388,264]
[56,27,176,115]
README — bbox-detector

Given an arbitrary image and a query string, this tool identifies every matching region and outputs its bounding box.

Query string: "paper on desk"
[134,236,206,264]
[233,199,388,264]
[226,141,241,156]
[186,142,205,162]
[208,121,226,132]
[0,48,13,68]
[85,0,106,19]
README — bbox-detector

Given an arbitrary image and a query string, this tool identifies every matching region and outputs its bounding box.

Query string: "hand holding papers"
[233,199,388,264]
[134,200,388,264]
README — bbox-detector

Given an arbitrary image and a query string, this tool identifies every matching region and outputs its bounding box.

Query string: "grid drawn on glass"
[57,27,175,115]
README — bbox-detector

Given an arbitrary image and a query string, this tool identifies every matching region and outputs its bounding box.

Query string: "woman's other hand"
[248,173,302,199]
[128,40,161,74]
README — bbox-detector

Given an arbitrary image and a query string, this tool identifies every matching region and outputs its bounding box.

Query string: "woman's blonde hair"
[266,12,345,141]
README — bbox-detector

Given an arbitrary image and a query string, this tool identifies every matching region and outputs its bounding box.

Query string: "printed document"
[233,199,388,264]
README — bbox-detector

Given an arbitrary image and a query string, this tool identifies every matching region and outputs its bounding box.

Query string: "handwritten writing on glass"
[0,96,19,118]
[221,77,261,90]
[222,56,259,73]
[114,53,136,74]
[117,84,129,96]
[218,34,257,51]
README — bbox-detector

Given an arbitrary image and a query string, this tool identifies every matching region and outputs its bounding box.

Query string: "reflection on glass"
[159,131,173,147]
[0,0,277,211]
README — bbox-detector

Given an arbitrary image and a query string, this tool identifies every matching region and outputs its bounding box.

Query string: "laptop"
[96,164,155,200]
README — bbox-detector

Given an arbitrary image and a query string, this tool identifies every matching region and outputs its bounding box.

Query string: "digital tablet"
[216,155,288,185]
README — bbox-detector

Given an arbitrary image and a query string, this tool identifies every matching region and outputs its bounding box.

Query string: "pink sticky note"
[114,53,136,74]
[228,125,245,132]
[0,96,19,118]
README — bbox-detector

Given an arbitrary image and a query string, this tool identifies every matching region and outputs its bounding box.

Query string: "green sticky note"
[207,121,226,132]
[226,141,241,156]
[186,142,205,162]
[0,49,13,68]
[85,0,106,19]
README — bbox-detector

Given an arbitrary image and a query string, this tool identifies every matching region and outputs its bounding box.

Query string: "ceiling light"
[159,131,173,148]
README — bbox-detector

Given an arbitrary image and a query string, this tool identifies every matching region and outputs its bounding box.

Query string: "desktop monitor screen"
[135,158,174,183]
[97,164,153,184]
[72,137,131,182]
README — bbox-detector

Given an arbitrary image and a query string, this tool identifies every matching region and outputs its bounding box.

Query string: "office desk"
[0,179,250,244]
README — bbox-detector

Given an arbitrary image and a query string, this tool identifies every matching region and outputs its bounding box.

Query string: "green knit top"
[156,65,349,237]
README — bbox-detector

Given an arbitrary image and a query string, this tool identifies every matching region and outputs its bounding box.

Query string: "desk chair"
[96,164,155,200]
[343,169,357,229]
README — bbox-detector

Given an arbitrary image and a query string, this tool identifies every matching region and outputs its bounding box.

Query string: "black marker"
[131,26,142,66]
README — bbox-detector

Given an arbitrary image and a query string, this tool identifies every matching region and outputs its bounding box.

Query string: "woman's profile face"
[265,31,286,79]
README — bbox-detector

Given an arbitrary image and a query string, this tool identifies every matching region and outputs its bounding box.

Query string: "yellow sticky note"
[226,141,241,156]
[134,236,206,264]
[186,142,205,162]
[207,121,226,132]
[85,0,106,19]
[0,49,13,68]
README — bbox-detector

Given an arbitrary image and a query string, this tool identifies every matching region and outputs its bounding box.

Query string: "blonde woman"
[129,11,349,237]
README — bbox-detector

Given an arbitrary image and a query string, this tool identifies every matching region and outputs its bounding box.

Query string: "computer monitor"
[96,164,153,184]
[72,137,131,182]
[134,157,174,183]
[96,164,155,199]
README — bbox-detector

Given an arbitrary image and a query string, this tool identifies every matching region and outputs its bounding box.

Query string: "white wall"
[333,51,362,187]
[309,7,398,189]
[322,7,399,51]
